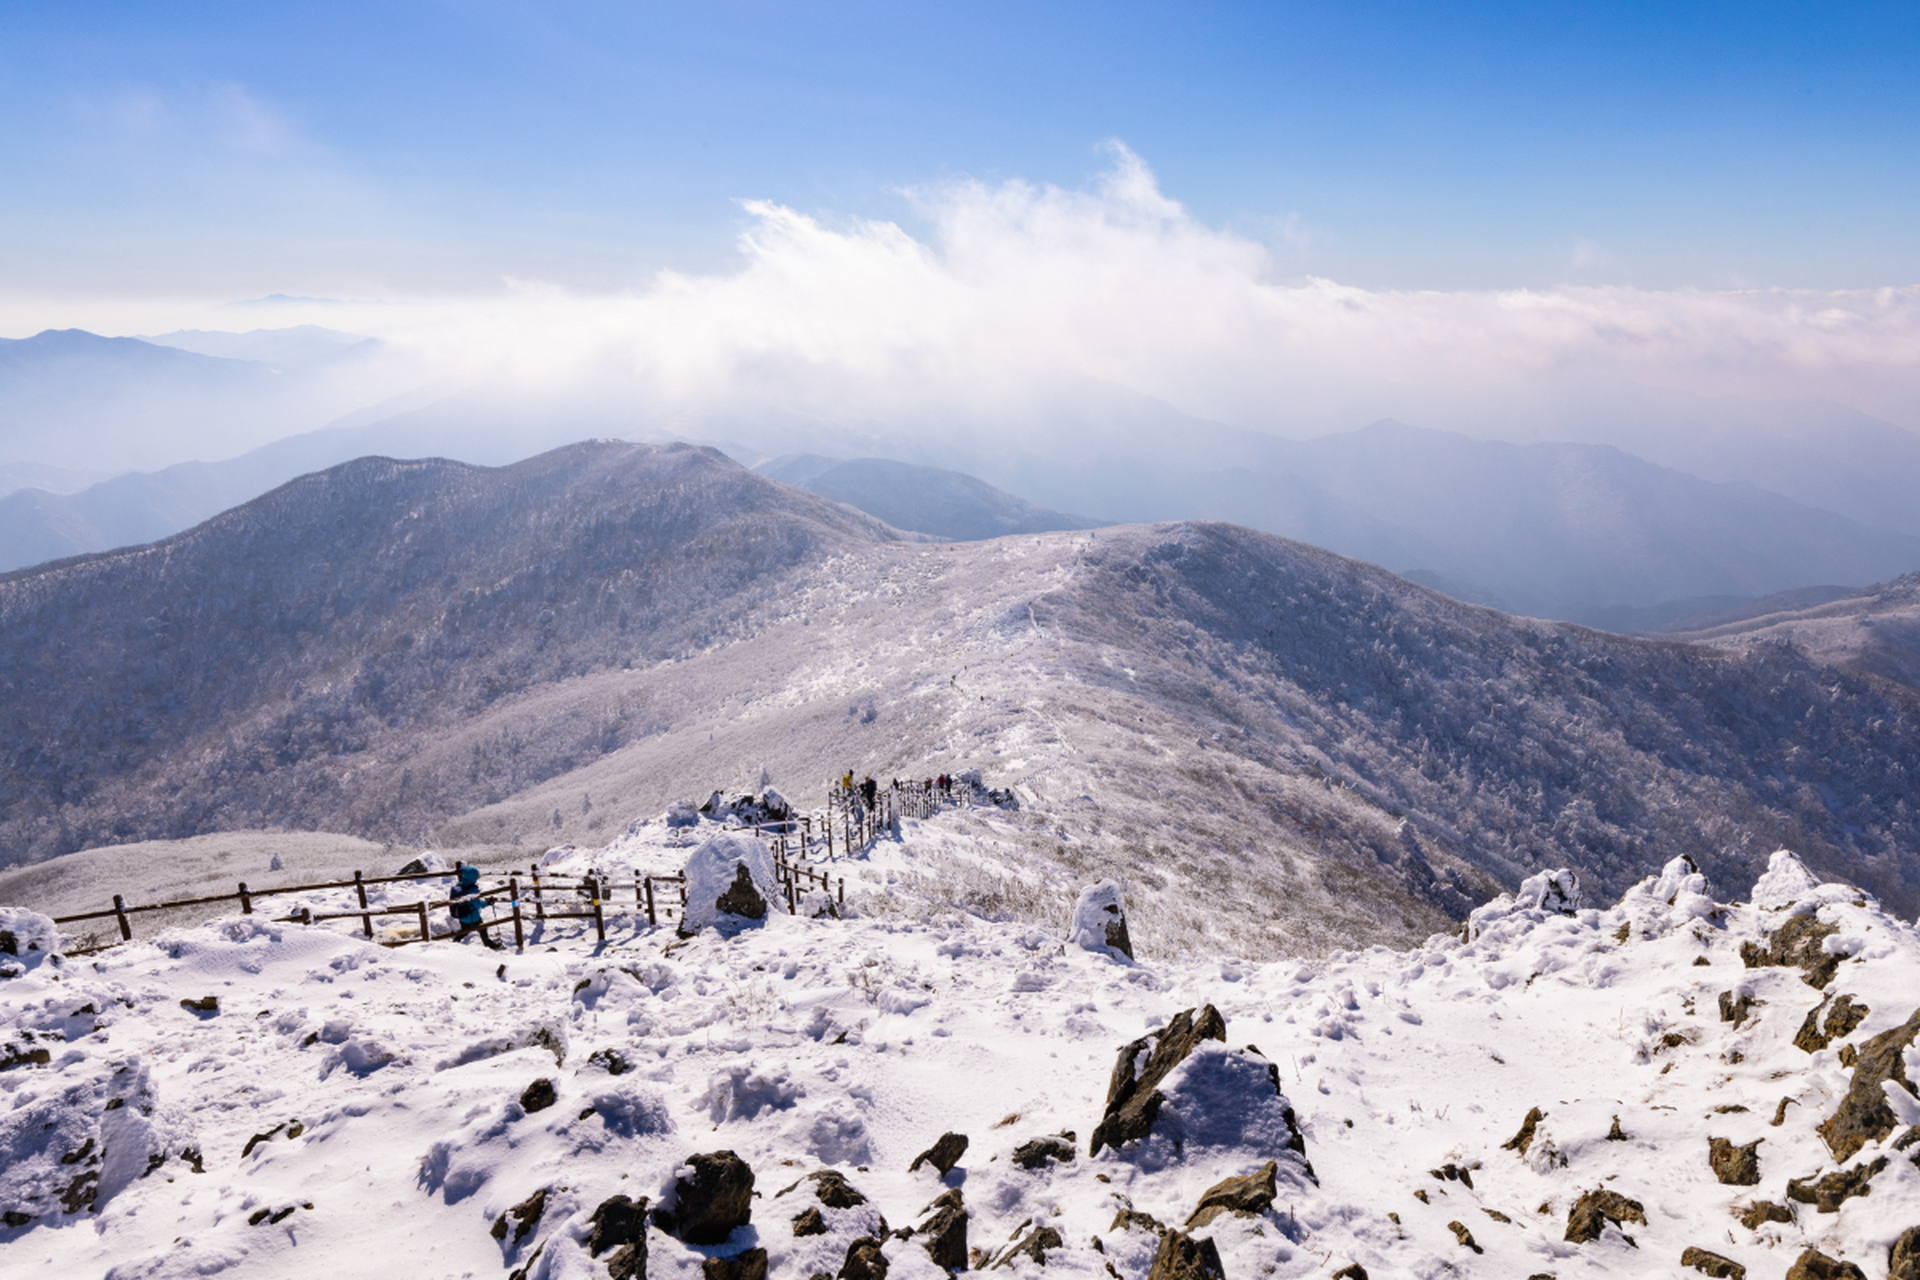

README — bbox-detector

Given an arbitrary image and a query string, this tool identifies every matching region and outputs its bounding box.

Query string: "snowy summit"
[4,797,1919,1280]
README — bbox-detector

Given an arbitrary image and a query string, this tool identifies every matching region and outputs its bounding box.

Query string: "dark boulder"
[704,1249,768,1280]
[1681,1246,1746,1278]
[1708,1137,1761,1186]
[493,1188,549,1247]
[588,1194,649,1256]
[793,1207,827,1237]
[1090,1006,1227,1156]
[1110,1208,1166,1235]
[909,1133,969,1177]
[1446,1221,1482,1254]
[1011,1135,1076,1171]
[1330,1267,1367,1280]
[1784,1248,1867,1279]
[1146,1229,1225,1280]
[1818,1007,1920,1160]
[1890,1227,1920,1280]
[1186,1161,1277,1228]
[673,1151,756,1244]
[716,865,769,920]
[520,1078,557,1114]
[839,1237,888,1280]
[915,1188,968,1271]
[1742,913,1841,988]
[1787,1159,1886,1213]
[1564,1188,1646,1243]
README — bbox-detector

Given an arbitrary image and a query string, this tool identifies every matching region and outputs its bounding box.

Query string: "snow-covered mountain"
[2,825,1916,1280]
[3,441,1918,958]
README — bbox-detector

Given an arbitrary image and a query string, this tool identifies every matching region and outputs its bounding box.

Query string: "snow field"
[2,841,1918,1280]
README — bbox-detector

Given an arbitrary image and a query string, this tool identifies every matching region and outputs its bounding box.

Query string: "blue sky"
[6,1,1919,299]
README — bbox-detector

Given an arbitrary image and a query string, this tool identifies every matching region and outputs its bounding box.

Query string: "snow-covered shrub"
[589,1082,675,1138]
[1068,881,1133,960]
[681,832,781,934]
[706,1060,802,1123]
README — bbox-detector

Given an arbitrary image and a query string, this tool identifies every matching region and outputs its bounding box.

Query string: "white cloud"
[27,146,1920,440]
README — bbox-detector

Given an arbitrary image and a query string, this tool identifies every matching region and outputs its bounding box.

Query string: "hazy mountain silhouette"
[0,328,416,475]
[755,454,1102,540]
[3,441,1916,946]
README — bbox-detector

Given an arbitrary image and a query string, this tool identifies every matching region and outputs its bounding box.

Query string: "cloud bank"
[22,146,1920,447]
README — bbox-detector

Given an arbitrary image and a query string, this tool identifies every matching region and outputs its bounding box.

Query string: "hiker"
[450,864,503,950]
[861,776,878,809]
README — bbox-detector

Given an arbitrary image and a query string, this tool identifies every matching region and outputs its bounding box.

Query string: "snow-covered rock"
[1752,848,1825,910]
[681,832,781,934]
[1068,880,1133,960]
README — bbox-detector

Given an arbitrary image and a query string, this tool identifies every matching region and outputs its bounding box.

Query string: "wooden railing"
[44,776,992,955]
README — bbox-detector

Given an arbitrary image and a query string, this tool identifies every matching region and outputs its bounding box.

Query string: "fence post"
[786,875,797,915]
[112,894,132,942]
[416,899,430,944]
[238,881,252,915]
[531,867,545,921]
[644,876,657,927]
[354,870,372,938]
[588,876,605,944]
[510,876,525,952]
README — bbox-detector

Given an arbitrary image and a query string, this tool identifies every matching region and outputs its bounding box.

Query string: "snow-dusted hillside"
[4,807,1918,1280]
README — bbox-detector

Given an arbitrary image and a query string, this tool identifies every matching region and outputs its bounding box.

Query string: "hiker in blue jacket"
[450,864,504,950]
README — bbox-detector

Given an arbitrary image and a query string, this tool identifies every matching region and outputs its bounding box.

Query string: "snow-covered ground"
[4,802,1918,1279]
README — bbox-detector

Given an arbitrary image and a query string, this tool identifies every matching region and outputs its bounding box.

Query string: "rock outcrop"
[1890,1227,1920,1280]
[1090,1006,1226,1156]
[1818,1007,1920,1160]
[1742,912,1842,988]
[1795,994,1869,1053]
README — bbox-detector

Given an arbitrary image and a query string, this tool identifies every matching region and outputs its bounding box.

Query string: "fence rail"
[45,775,994,955]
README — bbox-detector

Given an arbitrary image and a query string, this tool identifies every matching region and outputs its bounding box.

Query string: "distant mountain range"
[754,454,1101,540]
[3,327,1918,629]
[0,327,415,475]
[3,441,1916,950]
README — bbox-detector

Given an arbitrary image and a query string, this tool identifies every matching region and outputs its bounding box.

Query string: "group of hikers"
[836,771,963,815]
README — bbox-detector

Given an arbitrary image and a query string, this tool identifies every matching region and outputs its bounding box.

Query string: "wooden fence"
[45,776,987,955]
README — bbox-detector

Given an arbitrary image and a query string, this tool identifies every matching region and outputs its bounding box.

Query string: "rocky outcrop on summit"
[1090,1007,1224,1156]
[1564,1187,1646,1243]
[1817,1007,1920,1161]
[1742,912,1844,989]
